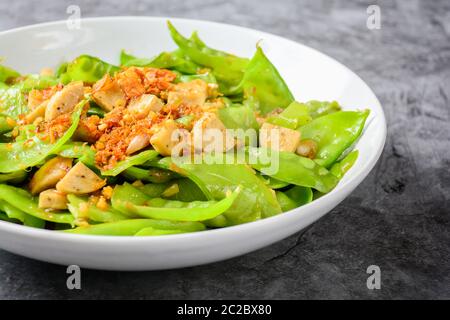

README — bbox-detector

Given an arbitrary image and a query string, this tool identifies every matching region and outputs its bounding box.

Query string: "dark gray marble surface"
[0,0,449,299]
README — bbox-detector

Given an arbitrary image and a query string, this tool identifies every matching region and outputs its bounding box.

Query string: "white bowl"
[0,17,386,271]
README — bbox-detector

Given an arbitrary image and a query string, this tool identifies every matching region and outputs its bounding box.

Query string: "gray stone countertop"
[0,0,449,299]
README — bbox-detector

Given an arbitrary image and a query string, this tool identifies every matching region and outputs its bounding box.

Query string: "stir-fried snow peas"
[0,21,369,236]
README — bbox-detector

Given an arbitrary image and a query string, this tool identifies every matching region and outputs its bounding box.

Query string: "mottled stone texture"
[0,0,449,299]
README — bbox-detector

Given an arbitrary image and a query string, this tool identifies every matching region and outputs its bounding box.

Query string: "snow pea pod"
[112,182,241,222]
[258,174,290,189]
[218,105,260,131]
[122,166,179,183]
[276,192,297,212]
[57,142,97,168]
[0,184,74,224]
[59,55,120,84]
[134,190,240,222]
[167,22,249,94]
[0,74,58,119]
[247,147,338,193]
[0,84,27,119]
[231,46,294,115]
[304,100,341,119]
[276,186,313,212]
[134,227,187,236]
[299,110,369,168]
[120,49,200,74]
[168,154,282,225]
[87,105,105,118]
[0,100,85,173]
[266,101,312,129]
[0,212,17,223]
[101,150,159,176]
[18,75,59,92]
[120,50,149,66]
[285,186,313,206]
[0,170,27,184]
[167,179,207,202]
[139,183,170,198]
[111,183,146,217]
[67,194,127,223]
[149,50,200,74]
[176,72,217,84]
[138,180,206,201]
[0,115,15,134]
[0,200,45,228]
[64,219,205,236]
[0,65,20,83]
[330,150,359,179]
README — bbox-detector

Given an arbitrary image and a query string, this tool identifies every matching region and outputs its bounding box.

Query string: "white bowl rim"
[0,16,387,244]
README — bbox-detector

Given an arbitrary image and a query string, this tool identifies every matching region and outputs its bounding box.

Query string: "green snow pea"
[276,186,313,212]
[299,110,369,168]
[231,46,294,115]
[0,170,27,184]
[120,49,200,74]
[0,200,45,228]
[134,227,187,236]
[19,75,59,91]
[11,124,38,142]
[276,192,297,212]
[168,154,282,225]
[304,100,341,119]
[122,166,178,183]
[258,174,290,189]
[111,183,146,217]
[167,21,249,94]
[101,150,159,176]
[137,179,206,201]
[134,189,240,222]
[0,184,74,224]
[64,218,205,236]
[167,179,207,202]
[120,50,148,66]
[0,100,85,173]
[142,156,173,170]
[0,115,15,134]
[266,101,312,129]
[139,183,170,198]
[0,75,58,120]
[0,211,20,224]
[87,105,105,117]
[59,55,120,84]
[67,194,127,223]
[0,65,20,83]
[218,105,260,131]
[203,215,228,228]
[330,150,359,179]
[247,147,338,193]
[112,182,240,222]
[57,142,96,168]
[0,212,17,223]
[0,85,28,119]
[55,62,68,78]
[285,186,313,204]
[176,72,217,84]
